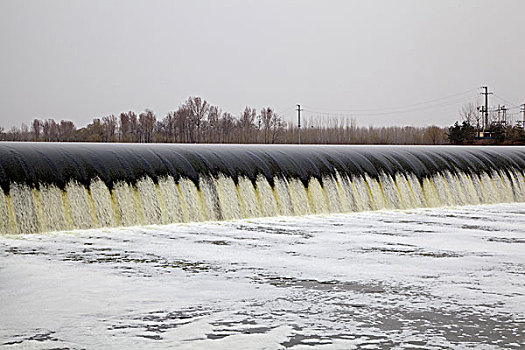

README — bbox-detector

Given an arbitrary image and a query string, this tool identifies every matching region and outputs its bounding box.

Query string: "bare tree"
[460,102,480,129]
[119,112,130,142]
[102,115,117,142]
[174,105,191,142]
[129,111,139,142]
[58,120,76,141]
[161,112,177,142]
[139,109,156,143]
[239,107,256,143]
[259,107,273,143]
[31,119,42,141]
[83,119,104,142]
[270,112,285,144]
[19,123,31,141]
[219,112,235,143]
[207,106,221,143]
[185,96,210,143]
[423,125,445,144]
[42,119,59,142]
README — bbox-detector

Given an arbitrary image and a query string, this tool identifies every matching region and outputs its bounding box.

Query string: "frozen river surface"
[1,204,524,349]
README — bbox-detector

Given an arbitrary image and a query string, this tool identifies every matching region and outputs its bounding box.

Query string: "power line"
[303,95,473,117]
[492,93,520,108]
[302,88,478,113]
[500,105,522,110]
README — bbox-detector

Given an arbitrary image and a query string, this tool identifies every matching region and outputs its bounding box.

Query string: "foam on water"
[1,203,524,348]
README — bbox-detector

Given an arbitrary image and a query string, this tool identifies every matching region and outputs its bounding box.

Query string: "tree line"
[0,96,449,145]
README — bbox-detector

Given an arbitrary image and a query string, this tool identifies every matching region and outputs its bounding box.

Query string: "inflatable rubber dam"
[1,143,525,234]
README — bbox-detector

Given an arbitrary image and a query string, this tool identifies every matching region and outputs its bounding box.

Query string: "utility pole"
[477,105,484,130]
[501,105,507,125]
[521,103,525,128]
[481,86,492,130]
[296,104,303,144]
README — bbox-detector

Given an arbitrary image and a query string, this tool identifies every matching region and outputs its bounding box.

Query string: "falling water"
[1,143,525,234]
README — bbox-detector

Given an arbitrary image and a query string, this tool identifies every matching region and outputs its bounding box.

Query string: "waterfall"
[1,143,525,234]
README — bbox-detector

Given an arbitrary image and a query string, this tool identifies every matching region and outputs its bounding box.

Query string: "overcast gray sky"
[1,0,524,128]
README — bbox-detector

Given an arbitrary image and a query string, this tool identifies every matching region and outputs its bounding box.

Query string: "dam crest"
[1,143,525,234]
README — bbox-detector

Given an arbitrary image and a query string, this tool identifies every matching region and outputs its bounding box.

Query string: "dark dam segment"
[1,143,525,234]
